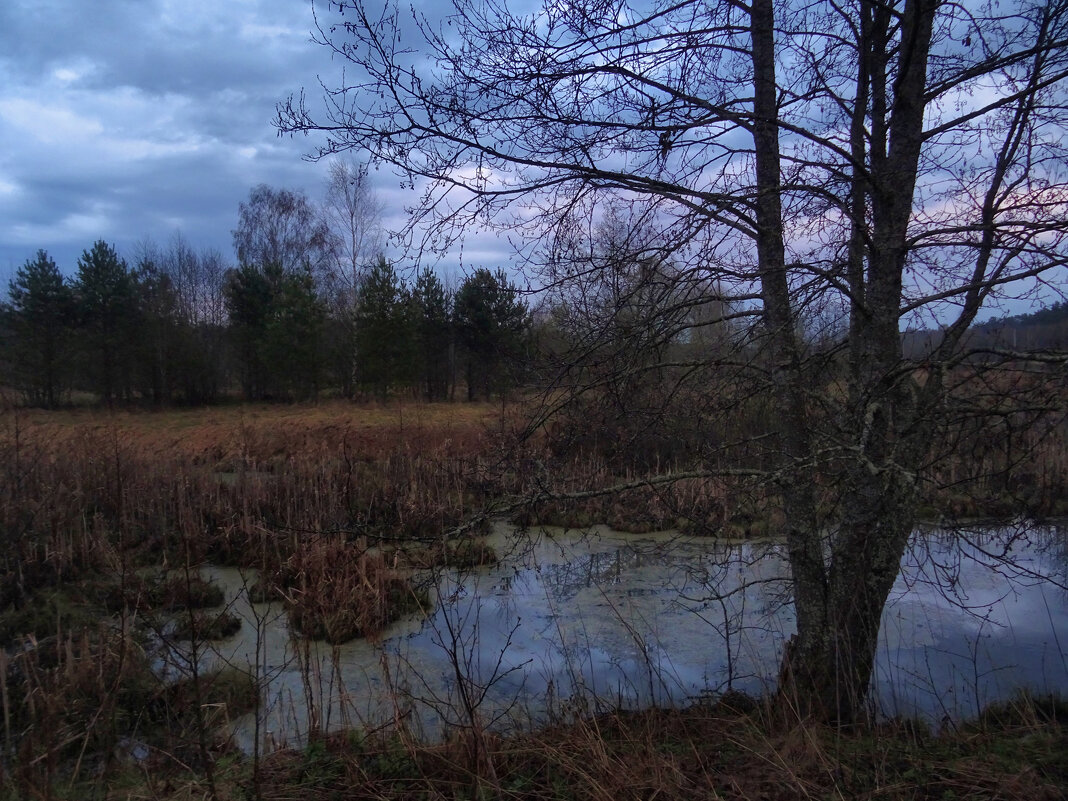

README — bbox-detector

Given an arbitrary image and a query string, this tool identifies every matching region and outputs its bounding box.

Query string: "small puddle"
[181,522,1066,751]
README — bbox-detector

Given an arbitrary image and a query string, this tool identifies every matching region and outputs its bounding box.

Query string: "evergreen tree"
[412,266,452,401]
[7,250,74,407]
[266,267,326,400]
[224,263,326,400]
[354,257,415,398]
[74,241,137,404]
[224,263,276,400]
[228,185,333,400]
[132,255,182,405]
[453,269,530,400]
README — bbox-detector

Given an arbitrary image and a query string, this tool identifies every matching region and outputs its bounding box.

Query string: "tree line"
[1,182,531,407]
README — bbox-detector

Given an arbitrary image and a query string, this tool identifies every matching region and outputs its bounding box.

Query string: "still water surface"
[185,523,1066,751]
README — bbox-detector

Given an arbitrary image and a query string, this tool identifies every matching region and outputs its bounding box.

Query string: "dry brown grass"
[2,622,154,795]
[1,395,1065,800]
[279,537,429,644]
[514,465,763,536]
[1,399,498,463]
[244,698,1068,801]
[0,400,517,590]
[0,400,522,799]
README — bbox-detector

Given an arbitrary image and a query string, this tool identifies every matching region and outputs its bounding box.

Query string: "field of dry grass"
[0,399,522,798]
[0,398,513,566]
[2,398,502,463]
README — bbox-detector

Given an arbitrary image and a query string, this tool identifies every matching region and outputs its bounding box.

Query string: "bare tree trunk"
[763,0,938,721]
[750,0,837,719]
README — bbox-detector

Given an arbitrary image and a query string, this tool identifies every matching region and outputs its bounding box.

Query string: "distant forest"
[971,302,1068,349]
[0,180,533,407]
[902,302,1068,360]
[0,242,531,408]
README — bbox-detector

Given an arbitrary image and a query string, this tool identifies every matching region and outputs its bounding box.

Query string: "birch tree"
[321,158,384,394]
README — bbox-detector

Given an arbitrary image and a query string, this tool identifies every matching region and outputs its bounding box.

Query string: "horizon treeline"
[0,187,533,408]
[3,177,1066,412]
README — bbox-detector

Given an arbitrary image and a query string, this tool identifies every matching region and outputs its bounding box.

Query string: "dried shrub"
[106,570,225,613]
[393,536,498,569]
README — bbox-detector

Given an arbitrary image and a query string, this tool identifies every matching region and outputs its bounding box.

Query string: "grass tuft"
[281,537,430,644]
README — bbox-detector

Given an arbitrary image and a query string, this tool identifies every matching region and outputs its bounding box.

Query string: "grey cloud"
[0,0,341,273]
[0,0,485,282]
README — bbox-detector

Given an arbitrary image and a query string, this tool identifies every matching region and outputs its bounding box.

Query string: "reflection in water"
[878,524,1068,721]
[186,523,1067,752]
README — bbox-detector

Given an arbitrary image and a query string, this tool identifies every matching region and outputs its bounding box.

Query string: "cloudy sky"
[0,0,453,283]
[0,1,1058,320]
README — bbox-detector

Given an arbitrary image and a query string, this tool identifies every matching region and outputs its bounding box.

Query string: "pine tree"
[74,241,137,404]
[354,257,415,399]
[7,250,74,407]
[453,269,530,400]
[412,266,452,401]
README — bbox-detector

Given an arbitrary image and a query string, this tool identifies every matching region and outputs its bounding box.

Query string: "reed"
[3,621,153,795]
[0,401,511,602]
[0,401,518,796]
[280,537,429,644]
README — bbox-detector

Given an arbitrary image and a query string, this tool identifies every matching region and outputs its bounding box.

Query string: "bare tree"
[322,158,383,293]
[233,184,333,278]
[320,158,384,394]
[540,207,731,466]
[131,235,231,404]
[279,0,1068,720]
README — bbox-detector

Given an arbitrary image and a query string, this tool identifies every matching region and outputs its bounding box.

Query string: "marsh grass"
[0,400,512,592]
[242,693,1068,801]
[171,610,243,641]
[0,582,104,644]
[1,397,1061,595]
[0,401,519,796]
[388,536,499,570]
[280,537,430,644]
[3,622,154,794]
[106,570,226,614]
[161,666,260,724]
[514,467,760,536]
